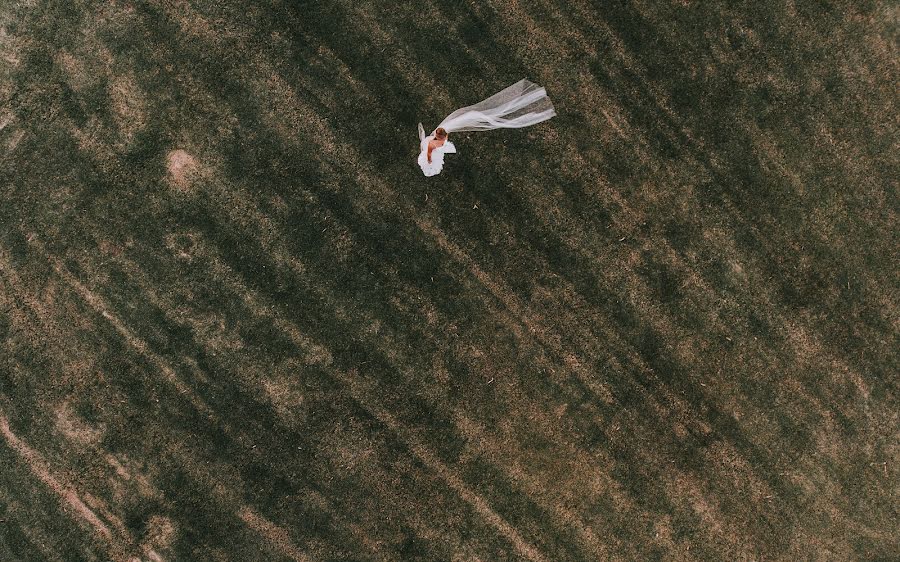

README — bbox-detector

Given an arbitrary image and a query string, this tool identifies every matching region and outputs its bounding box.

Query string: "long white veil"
[436,79,556,133]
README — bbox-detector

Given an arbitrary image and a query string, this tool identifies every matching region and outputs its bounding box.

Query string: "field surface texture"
[1,0,898,560]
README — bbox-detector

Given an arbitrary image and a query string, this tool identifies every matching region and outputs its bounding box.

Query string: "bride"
[417,78,556,176]
[417,126,455,177]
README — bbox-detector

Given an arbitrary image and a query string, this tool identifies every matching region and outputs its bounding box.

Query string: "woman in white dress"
[417,126,456,177]
[417,79,555,176]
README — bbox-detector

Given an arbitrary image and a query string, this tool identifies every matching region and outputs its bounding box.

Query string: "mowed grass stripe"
[4,230,361,558]
[0,447,88,562]
[0,411,128,557]
[22,218,554,558]
[109,218,594,558]
[23,238,392,559]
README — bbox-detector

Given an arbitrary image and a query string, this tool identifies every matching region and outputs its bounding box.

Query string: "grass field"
[1,0,898,560]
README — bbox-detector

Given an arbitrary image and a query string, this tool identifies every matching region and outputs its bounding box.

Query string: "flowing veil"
[436,79,556,133]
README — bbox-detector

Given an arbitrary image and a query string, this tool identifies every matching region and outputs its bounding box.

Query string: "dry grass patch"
[140,514,178,558]
[166,149,200,189]
[54,402,105,446]
[108,71,148,148]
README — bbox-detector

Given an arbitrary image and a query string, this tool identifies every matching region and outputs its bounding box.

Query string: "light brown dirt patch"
[166,149,199,189]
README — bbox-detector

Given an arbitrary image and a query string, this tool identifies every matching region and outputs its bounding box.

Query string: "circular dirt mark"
[166,149,199,189]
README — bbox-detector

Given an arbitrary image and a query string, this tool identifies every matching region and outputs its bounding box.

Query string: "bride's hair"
[435,127,447,139]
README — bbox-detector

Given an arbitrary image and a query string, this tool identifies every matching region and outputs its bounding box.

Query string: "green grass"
[1,0,898,560]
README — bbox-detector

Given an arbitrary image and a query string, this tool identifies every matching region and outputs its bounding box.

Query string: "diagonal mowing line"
[28,229,550,560]
[101,234,532,556]
[26,239,214,419]
[0,410,132,560]
[163,240,553,560]
[179,178,626,554]
[0,493,67,562]
[19,239,317,560]
[188,233,591,558]
[23,231,546,558]
[332,369,552,562]
[237,506,312,562]
[186,235,563,558]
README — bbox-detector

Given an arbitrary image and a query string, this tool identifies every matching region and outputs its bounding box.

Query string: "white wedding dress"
[416,78,555,176]
[417,124,457,177]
